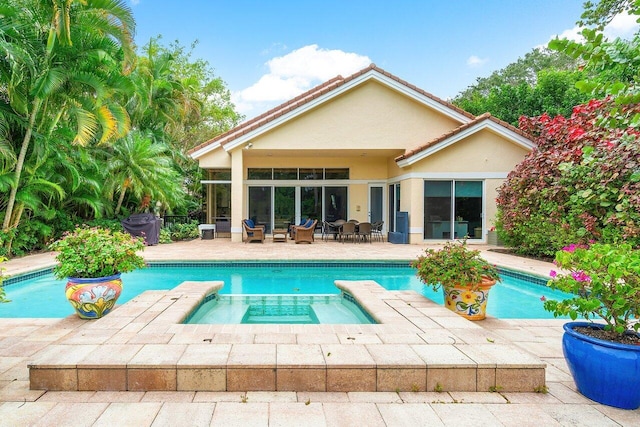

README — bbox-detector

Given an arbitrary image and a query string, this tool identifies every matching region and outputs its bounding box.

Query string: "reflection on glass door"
[424,180,483,240]
[248,187,272,233]
[324,187,347,222]
[424,181,452,239]
[274,187,295,230]
[301,186,322,221]
[455,181,483,239]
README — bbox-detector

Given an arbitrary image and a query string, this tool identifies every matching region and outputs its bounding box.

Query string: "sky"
[128,0,639,120]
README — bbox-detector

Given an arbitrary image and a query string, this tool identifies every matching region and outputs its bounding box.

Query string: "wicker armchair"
[294,219,317,244]
[242,219,265,243]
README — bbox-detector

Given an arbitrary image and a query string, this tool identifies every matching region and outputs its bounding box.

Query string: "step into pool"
[185,294,376,324]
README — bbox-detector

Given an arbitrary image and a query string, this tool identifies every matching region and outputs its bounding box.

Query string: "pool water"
[0,262,569,319]
[185,294,374,324]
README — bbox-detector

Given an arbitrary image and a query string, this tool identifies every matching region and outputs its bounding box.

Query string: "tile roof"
[188,64,475,156]
[394,112,534,162]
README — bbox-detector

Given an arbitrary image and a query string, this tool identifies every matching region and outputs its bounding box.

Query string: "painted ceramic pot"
[65,274,123,319]
[443,277,496,321]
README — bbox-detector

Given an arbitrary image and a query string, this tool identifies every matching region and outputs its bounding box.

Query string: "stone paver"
[1,239,640,425]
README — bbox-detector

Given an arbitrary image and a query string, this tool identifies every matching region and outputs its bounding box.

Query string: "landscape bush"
[496,98,640,257]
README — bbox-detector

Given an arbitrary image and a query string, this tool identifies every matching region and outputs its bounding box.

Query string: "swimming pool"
[0,261,567,319]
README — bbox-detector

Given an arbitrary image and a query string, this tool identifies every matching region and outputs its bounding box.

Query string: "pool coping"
[28,279,546,393]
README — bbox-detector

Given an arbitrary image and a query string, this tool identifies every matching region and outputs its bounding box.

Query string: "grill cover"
[121,213,161,245]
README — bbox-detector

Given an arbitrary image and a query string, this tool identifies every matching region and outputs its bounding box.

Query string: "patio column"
[402,178,424,244]
[230,148,244,242]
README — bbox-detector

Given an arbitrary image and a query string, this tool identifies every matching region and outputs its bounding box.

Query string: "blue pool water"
[0,262,568,319]
[185,294,375,325]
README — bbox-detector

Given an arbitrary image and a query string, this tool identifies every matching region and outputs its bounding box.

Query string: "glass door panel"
[424,181,452,239]
[369,185,383,224]
[248,186,272,233]
[455,181,483,239]
[274,187,295,230]
[301,186,322,221]
[324,187,347,222]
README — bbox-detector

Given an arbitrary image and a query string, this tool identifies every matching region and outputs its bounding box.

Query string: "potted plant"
[49,226,146,319]
[412,239,501,320]
[544,242,640,409]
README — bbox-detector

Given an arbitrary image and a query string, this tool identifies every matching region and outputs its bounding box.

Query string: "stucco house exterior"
[188,64,534,243]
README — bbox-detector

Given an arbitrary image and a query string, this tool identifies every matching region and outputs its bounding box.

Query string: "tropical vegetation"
[0,1,241,257]
[495,0,640,257]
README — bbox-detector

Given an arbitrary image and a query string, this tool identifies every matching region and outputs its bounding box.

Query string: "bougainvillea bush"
[496,98,640,257]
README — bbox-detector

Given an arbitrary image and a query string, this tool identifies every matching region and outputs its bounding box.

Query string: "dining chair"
[340,221,357,243]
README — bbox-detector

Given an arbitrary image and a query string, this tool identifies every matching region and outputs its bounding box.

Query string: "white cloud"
[603,11,640,39]
[466,55,489,68]
[232,45,371,117]
[545,11,639,48]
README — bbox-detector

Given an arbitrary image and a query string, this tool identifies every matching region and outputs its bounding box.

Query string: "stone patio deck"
[27,280,544,393]
[2,238,639,425]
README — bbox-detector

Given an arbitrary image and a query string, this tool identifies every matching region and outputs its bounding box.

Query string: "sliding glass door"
[424,181,483,240]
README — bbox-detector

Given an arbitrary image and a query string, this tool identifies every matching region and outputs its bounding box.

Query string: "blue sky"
[129,1,638,119]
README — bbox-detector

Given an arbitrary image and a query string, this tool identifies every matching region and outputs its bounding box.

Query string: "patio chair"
[290,218,313,240]
[322,220,340,241]
[242,219,265,243]
[339,221,357,243]
[372,221,384,242]
[357,222,372,243]
[294,219,317,244]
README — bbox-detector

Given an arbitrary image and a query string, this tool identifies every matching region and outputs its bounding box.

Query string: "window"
[325,168,349,180]
[273,168,298,180]
[299,169,323,180]
[209,169,231,180]
[248,168,272,180]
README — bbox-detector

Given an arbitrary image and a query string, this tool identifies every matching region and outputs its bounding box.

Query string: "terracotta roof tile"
[188,64,475,156]
[394,113,533,162]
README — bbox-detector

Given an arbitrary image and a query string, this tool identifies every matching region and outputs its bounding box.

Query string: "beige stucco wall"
[243,156,389,181]
[407,129,530,174]
[198,146,231,169]
[245,80,461,152]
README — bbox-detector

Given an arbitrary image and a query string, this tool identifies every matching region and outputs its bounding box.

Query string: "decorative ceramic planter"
[563,321,640,410]
[65,273,123,319]
[442,277,496,320]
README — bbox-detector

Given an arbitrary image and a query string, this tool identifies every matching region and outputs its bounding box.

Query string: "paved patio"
[1,238,639,425]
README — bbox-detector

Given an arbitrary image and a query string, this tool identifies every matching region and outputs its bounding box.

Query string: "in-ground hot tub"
[184,293,376,324]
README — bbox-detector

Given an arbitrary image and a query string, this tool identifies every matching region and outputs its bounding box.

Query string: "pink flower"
[549,270,557,278]
[540,296,547,302]
[571,271,591,282]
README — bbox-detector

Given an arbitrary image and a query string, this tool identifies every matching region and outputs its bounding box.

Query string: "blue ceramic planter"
[563,321,640,410]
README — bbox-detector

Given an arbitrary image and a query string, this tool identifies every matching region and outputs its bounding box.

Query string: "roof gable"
[189,64,475,159]
[394,113,535,167]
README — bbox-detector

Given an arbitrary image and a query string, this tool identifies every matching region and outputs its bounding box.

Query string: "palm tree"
[101,131,186,215]
[1,0,135,234]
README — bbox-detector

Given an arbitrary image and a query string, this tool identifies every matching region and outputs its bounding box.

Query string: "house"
[188,64,534,243]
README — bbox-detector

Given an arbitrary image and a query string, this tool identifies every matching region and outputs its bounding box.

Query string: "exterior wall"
[246,80,461,152]
[397,130,530,243]
[199,146,231,168]
[408,130,529,174]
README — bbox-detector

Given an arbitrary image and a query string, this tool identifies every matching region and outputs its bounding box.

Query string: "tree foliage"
[0,2,242,256]
[496,98,640,257]
[452,48,591,124]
